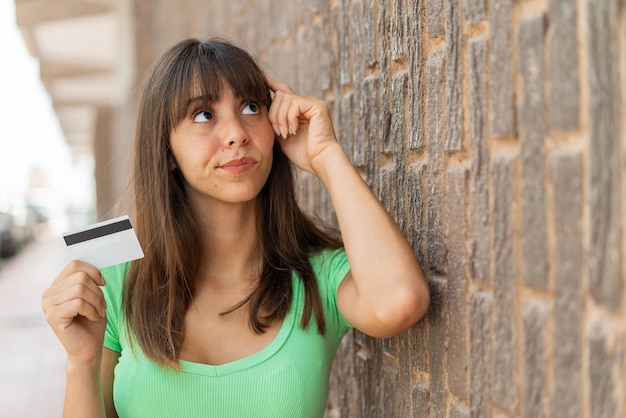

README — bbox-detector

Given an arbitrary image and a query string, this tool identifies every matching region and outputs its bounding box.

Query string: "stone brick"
[312,18,332,91]
[341,0,351,86]
[551,149,583,418]
[588,320,620,418]
[491,152,517,413]
[548,0,579,130]
[413,381,431,416]
[408,0,424,150]
[427,277,448,418]
[426,0,445,37]
[397,331,415,415]
[426,47,447,273]
[588,0,622,312]
[338,92,354,158]
[296,27,313,96]
[518,13,548,290]
[350,0,366,165]
[382,354,400,414]
[522,299,549,418]
[408,161,428,271]
[446,165,469,401]
[489,0,516,138]
[334,334,357,418]
[468,36,490,286]
[355,335,380,417]
[379,165,396,217]
[465,0,487,24]
[330,0,351,86]
[362,0,376,67]
[363,75,380,184]
[449,402,470,418]
[391,71,408,232]
[445,0,463,151]
[469,291,492,418]
[392,0,406,61]
[407,314,429,372]
[377,0,392,155]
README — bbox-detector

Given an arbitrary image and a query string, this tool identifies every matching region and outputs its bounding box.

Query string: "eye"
[192,110,214,123]
[242,102,261,115]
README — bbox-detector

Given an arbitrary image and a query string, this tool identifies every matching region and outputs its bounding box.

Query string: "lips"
[219,157,257,174]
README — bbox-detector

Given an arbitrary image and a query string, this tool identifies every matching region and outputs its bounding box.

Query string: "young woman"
[42,38,430,417]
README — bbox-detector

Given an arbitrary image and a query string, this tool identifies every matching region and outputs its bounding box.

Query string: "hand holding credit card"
[62,215,145,269]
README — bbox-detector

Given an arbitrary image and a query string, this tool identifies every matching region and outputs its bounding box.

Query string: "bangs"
[168,40,271,125]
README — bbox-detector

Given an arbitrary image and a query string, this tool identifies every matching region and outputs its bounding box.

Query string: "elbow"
[371,280,430,338]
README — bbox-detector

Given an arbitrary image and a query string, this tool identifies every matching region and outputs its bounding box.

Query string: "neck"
[191,198,263,289]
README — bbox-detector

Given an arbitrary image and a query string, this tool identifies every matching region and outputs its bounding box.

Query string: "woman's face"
[169,80,275,208]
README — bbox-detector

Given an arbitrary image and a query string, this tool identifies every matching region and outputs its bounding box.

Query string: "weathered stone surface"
[362,0,376,67]
[338,92,354,158]
[446,165,469,401]
[379,164,396,217]
[426,47,447,273]
[588,0,622,312]
[427,277,448,418]
[491,152,517,413]
[470,291,492,418]
[392,0,406,60]
[465,0,487,24]
[311,18,332,91]
[489,0,516,137]
[518,13,548,289]
[468,36,490,286]
[425,0,445,37]
[351,0,366,167]
[362,75,380,185]
[391,72,408,234]
[413,381,431,416]
[588,320,620,418]
[449,402,470,418]
[445,0,463,151]
[522,299,549,418]
[408,161,428,268]
[551,149,583,418]
[548,0,579,130]
[378,0,392,155]
[408,0,424,150]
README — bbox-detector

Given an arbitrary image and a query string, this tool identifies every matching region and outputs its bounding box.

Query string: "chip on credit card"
[62,215,144,269]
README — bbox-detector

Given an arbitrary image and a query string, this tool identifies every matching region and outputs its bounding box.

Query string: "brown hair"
[126,38,341,367]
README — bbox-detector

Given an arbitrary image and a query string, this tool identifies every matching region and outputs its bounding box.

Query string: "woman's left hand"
[266,76,342,176]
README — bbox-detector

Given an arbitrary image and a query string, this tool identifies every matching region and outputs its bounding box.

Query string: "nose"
[221,115,249,147]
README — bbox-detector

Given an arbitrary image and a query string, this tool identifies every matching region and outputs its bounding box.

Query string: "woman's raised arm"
[266,77,430,337]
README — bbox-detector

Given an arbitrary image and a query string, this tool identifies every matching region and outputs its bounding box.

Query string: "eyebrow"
[186,95,214,107]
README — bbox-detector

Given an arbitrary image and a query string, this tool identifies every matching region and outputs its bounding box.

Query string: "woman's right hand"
[42,260,108,366]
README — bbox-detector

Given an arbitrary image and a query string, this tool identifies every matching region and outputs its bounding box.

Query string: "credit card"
[62,215,144,269]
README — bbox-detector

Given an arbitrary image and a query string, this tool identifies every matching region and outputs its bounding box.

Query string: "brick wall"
[130,0,625,416]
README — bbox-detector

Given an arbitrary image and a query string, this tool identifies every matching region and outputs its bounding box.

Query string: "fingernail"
[272,124,280,136]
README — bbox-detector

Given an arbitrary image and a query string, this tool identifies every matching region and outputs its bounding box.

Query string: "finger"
[44,295,104,329]
[286,101,304,136]
[53,260,105,287]
[268,90,285,137]
[270,91,295,139]
[44,272,107,317]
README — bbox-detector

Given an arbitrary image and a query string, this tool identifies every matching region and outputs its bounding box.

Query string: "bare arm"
[42,260,112,417]
[267,77,430,337]
[316,144,429,337]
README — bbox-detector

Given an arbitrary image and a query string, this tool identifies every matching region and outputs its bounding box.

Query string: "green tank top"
[101,248,352,418]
